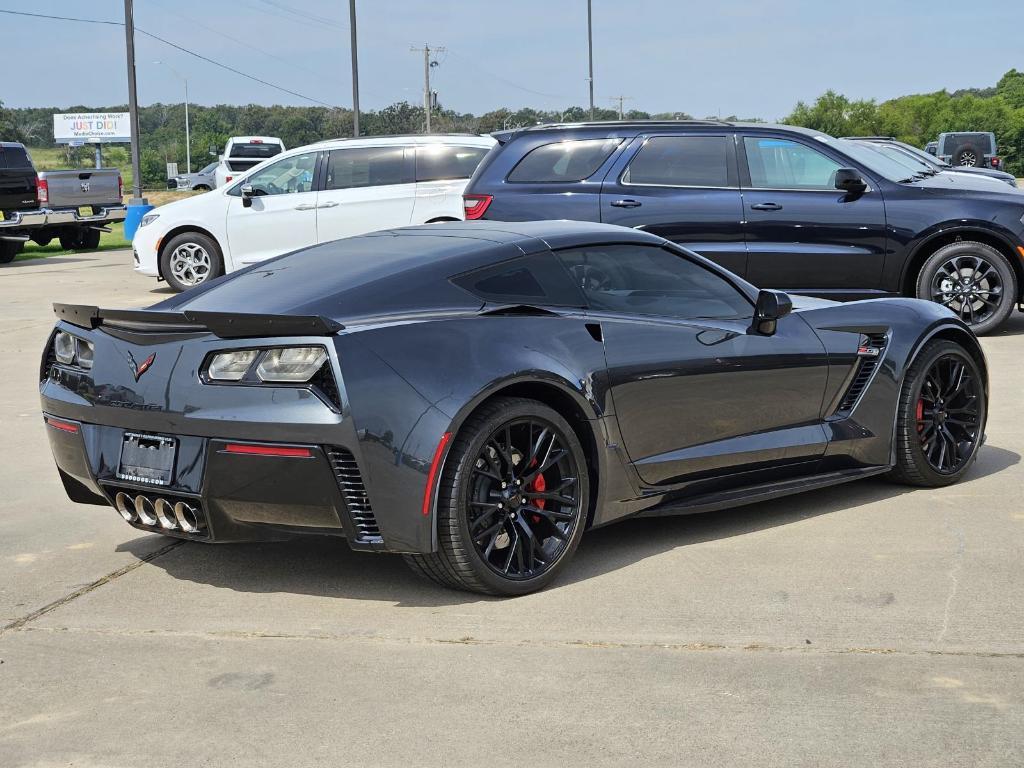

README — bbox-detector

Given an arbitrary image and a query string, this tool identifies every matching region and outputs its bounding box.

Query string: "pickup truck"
[0,142,126,263]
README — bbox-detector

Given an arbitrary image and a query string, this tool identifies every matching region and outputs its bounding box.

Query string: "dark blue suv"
[463,121,1024,333]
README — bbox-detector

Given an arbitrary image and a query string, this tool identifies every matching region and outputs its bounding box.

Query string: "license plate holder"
[117,432,177,486]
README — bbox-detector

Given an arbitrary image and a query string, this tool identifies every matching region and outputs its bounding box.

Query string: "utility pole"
[123,0,144,200]
[587,0,594,120]
[155,61,190,173]
[349,0,360,137]
[411,43,445,133]
[610,95,632,120]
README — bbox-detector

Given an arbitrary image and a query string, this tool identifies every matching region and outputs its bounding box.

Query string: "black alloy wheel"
[467,417,582,581]
[404,397,589,596]
[916,241,1016,335]
[890,339,985,487]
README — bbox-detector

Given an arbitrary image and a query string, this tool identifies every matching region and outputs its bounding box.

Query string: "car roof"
[310,134,495,149]
[494,120,828,140]
[161,221,665,322]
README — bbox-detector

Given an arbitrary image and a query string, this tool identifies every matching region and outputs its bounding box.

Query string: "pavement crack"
[937,520,966,644]
[10,625,1024,659]
[0,541,183,637]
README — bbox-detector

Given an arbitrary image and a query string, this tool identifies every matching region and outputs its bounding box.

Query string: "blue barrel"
[123,203,155,242]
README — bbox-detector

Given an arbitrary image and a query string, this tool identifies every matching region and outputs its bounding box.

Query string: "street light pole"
[123,0,143,201]
[349,0,360,137]
[155,61,190,173]
[587,0,595,120]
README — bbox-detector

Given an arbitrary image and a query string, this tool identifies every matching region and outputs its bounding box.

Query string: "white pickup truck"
[0,142,125,263]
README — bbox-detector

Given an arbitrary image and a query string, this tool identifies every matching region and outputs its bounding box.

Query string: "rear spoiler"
[53,304,344,339]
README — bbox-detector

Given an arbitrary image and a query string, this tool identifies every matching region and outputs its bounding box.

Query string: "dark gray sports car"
[41,221,988,595]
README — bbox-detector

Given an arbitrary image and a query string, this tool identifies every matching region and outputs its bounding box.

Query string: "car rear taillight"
[225,176,233,183]
[37,178,49,205]
[463,194,493,220]
[118,174,123,200]
[991,157,1000,168]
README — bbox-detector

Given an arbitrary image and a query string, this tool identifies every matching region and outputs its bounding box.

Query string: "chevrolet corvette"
[41,221,988,595]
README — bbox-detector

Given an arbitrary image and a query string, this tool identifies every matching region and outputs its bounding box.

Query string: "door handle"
[317,201,339,209]
[294,203,316,211]
[750,202,783,211]
[610,199,642,208]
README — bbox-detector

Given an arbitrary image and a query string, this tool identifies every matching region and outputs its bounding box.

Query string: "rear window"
[623,136,730,187]
[229,142,283,159]
[0,145,32,170]
[507,138,621,183]
[451,253,585,306]
[416,145,489,182]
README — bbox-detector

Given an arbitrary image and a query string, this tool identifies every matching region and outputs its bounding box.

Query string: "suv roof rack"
[526,119,735,130]
[840,136,897,141]
[312,132,484,145]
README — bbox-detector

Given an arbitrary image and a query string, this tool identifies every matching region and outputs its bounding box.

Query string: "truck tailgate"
[39,170,121,209]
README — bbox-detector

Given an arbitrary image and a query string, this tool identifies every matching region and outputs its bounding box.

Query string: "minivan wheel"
[915,241,1016,335]
[404,397,589,596]
[160,231,224,292]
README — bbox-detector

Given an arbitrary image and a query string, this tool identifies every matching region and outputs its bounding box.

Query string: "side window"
[623,136,730,187]
[555,245,752,320]
[743,137,841,190]
[326,147,412,190]
[243,153,317,196]
[451,252,585,306]
[507,139,622,183]
[416,145,489,182]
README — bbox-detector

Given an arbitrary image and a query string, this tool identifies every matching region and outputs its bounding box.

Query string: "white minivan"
[133,134,496,291]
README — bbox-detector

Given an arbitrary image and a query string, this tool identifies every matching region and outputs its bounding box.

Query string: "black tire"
[76,228,101,251]
[159,231,224,292]
[953,144,980,167]
[58,230,83,250]
[193,185,211,192]
[0,240,22,264]
[889,339,985,487]
[915,241,1016,335]
[404,397,590,596]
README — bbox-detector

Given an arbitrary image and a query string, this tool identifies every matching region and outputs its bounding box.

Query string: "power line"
[0,8,339,108]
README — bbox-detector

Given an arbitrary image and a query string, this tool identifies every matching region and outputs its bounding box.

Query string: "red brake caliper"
[529,460,546,523]
[916,398,925,438]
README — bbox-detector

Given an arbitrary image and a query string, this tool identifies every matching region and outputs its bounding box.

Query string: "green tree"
[0,100,22,142]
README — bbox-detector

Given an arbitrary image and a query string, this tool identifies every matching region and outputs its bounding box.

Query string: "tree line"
[2,68,1023,186]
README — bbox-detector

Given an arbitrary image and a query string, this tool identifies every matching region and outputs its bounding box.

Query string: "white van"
[213,136,285,189]
[133,134,497,291]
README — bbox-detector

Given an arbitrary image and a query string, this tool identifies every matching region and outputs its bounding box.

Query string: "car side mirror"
[834,168,867,194]
[241,184,254,208]
[750,289,793,336]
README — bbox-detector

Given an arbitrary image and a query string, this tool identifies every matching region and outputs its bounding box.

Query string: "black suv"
[464,121,1024,333]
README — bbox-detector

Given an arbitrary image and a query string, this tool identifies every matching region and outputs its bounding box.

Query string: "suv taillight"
[37,178,49,205]
[118,175,123,200]
[991,157,1000,168]
[463,194,493,220]
[225,176,233,183]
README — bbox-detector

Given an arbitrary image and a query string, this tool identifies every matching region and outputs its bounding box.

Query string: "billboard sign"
[53,112,131,144]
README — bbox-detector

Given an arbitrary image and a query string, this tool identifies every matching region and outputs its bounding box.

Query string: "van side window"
[416,145,489,182]
[507,139,622,183]
[623,136,730,187]
[326,147,412,190]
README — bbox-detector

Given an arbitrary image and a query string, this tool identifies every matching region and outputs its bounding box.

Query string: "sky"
[1,0,1022,119]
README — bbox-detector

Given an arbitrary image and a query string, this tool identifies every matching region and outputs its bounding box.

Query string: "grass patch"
[15,222,131,261]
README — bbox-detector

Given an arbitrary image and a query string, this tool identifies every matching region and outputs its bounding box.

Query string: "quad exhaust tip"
[114,492,136,522]
[113,491,205,534]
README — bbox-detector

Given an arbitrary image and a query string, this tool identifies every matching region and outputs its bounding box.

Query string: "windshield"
[200,162,218,174]
[891,141,947,168]
[826,137,928,182]
[859,142,934,174]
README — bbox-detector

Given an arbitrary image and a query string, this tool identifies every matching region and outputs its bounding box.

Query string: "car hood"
[909,173,1024,195]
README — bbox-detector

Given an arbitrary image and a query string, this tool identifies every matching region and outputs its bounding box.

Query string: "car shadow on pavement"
[119,444,1019,605]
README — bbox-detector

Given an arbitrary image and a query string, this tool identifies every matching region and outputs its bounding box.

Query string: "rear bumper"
[0,205,126,229]
[43,414,387,549]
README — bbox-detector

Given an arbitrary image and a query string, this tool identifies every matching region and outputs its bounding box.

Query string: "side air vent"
[834,333,888,416]
[310,364,342,411]
[326,447,381,544]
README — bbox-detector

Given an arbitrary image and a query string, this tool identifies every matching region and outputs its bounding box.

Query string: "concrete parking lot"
[2,249,1023,767]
